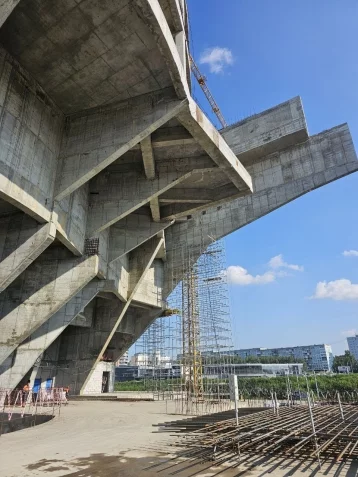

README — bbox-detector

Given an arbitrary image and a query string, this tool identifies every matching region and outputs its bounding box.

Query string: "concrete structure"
[347,335,358,360]
[0,0,356,394]
[229,344,333,372]
[83,361,115,394]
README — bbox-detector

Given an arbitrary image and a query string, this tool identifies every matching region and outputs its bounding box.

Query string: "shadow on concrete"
[0,412,54,435]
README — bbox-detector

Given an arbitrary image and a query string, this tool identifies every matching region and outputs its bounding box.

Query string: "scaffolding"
[130,234,235,415]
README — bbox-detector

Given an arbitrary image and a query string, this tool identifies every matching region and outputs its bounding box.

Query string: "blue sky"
[187,0,358,355]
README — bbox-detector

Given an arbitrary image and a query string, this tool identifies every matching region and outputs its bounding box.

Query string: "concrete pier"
[0,0,357,393]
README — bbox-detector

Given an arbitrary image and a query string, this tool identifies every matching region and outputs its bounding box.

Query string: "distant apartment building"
[115,351,129,367]
[204,363,303,378]
[129,351,171,368]
[229,344,333,372]
[115,365,181,382]
[347,335,358,360]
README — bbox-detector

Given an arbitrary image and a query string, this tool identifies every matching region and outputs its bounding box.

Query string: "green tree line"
[114,374,358,398]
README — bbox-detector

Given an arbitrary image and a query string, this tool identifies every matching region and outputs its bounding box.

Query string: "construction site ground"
[1,401,358,477]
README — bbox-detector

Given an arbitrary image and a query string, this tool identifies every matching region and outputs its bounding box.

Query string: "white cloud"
[311,279,358,301]
[268,254,304,272]
[227,254,302,286]
[199,47,234,73]
[227,266,275,286]
[341,329,357,337]
[343,250,358,257]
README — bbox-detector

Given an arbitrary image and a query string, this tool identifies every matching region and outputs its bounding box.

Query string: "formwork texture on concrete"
[0,0,357,394]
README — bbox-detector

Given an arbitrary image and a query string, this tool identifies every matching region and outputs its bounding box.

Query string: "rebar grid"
[155,404,358,476]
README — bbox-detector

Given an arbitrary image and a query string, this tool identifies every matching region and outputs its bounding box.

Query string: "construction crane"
[189,54,228,129]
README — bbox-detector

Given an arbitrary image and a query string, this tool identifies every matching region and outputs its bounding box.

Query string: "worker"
[22,380,30,407]
[64,386,70,399]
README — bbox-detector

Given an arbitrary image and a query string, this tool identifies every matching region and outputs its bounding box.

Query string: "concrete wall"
[0,47,64,222]
[82,361,115,394]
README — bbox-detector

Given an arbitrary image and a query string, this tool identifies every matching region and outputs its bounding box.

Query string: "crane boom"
[189,55,228,129]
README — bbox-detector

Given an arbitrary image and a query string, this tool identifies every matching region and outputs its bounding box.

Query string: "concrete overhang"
[134,0,190,99]
[177,99,253,193]
[222,96,309,166]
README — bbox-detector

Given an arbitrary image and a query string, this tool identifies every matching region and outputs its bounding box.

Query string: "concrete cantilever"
[0,0,357,393]
[178,98,253,193]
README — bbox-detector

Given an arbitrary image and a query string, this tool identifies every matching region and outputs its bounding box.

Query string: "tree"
[332,351,358,373]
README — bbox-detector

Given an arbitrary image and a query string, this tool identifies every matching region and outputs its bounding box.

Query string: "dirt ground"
[1,401,358,477]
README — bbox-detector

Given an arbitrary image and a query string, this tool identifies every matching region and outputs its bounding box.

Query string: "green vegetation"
[208,355,308,371]
[114,379,181,392]
[114,374,358,399]
[332,351,358,373]
[234,374,358,399]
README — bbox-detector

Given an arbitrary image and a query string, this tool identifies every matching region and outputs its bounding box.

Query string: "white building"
[347,335,358,360]
[130,351,171,368]
[115,351,129,366]
[222,344,333,372]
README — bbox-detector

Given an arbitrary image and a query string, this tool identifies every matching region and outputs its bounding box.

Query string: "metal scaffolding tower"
[181,266,203,400]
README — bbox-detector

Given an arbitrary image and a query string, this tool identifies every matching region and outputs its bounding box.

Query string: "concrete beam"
[159,188,214,203]
[134,0,190,99]
[161,191,246,221]
[221,96,308,166]
[0,253,99,365]
[114,307,161,359]
[141,135,156,179]
[55,89,187,201]
[0,0,20,28]
[149,197,161,222]
[177,98,253,193]
[0,218,56,292]
[86,162,216,236]
[168,0,185,32]
[0,280,101,389]
[108,214,173,263]
[165,124,358,294]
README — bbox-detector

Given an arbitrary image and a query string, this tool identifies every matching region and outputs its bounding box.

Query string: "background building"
[129,351,172,368]
[226,344,333,372]
[115,365,181,382]
[115,352,129,367]
[347,336,358,360]
[204,363,303,378]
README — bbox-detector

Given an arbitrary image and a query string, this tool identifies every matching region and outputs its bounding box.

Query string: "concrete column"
[0,280,101,389]
[0,215,56,292]
[53,237,164,394]
[0,249,99,365]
